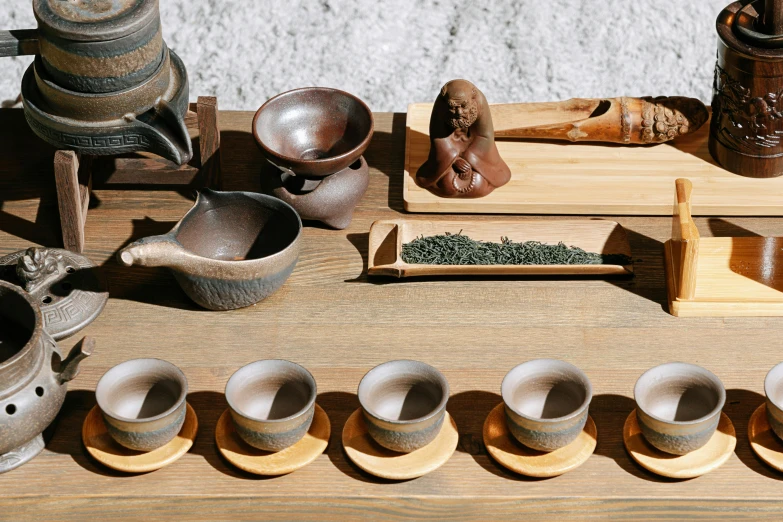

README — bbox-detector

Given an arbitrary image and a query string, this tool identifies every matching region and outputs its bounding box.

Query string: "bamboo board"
[367,218,632,277]
[403,104,783,215]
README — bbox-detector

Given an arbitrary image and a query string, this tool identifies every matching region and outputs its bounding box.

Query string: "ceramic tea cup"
[358,360,449,453]
[764,362,783,440]
[225,360,316,452]
[501,359,592,452]
[634,362,725,455]
[95,359,188,452]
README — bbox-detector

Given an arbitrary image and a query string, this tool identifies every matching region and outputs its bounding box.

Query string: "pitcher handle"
[0,29,39,57]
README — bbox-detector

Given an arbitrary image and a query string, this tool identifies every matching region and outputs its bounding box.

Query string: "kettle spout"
[118,235,190,270]
[58,337,94,384]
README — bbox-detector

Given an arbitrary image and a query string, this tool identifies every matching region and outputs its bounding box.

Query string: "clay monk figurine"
[416,80,511,198]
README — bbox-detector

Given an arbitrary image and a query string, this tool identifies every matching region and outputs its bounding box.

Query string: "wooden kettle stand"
[53,96,222,253]
[665,178,783,317]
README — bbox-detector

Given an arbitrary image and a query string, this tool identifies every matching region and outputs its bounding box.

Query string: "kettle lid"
[33,0,160,42]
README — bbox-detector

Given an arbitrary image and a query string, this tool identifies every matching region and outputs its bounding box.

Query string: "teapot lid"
[33,0,160,42]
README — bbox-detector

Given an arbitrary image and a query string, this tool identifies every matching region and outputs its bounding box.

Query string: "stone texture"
[0,0,726,111]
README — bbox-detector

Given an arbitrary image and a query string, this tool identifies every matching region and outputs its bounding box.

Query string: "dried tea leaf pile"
[401,232,631,266]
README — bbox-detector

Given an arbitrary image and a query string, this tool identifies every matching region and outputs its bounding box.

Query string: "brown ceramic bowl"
[252,87,374,178]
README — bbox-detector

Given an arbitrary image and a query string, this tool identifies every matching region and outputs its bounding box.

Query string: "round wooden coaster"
[82,403,198,473]
[749,403,783,472]
[342,408,459,480]
[623,409,736,479]
[482,402,597,478]
[215,404,330,476]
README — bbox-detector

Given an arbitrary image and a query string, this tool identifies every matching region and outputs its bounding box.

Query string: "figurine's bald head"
[440,80,479,129]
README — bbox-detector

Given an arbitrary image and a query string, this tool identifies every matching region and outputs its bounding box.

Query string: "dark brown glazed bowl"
[96,358,188,452]
[253,87,374,178]
[358,360,449,453]
[225,360,316,452]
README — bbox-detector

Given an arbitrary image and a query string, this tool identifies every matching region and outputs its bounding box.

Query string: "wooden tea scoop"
[490,97,709,145]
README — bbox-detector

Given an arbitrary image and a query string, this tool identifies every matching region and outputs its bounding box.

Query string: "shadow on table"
[725,388,783,480]
[364,112,407,214]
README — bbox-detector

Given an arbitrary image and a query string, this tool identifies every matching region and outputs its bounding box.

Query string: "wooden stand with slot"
[664,178,783,317]
[53,96,222,253]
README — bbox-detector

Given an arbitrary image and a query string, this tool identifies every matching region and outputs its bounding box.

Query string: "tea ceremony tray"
[404,104,783,215]
[4,108,783,520]
[367,218,632,277]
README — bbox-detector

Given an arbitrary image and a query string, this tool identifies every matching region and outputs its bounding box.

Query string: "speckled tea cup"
[225,360,316,452]
[95,359,188,452]
[358,360,449,453]
[634,362,725,456]
[764,362,783,441]
[501,359,592,452]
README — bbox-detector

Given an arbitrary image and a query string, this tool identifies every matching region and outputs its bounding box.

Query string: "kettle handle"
[0,29,39,57]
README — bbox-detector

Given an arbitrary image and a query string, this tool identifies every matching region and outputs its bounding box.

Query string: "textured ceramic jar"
[225,360,316,452]
[501,359,592,452]
[765,362,783,440]
[634,362,725,455]
[118,190,302,311]
[95,359,188,452]
[0,280,91,473]
[358,360,449,453]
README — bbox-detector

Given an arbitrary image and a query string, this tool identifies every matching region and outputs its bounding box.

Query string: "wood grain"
[623,410,736,479]
[367,218,632,277]
[483,403,596,477]
[404,103,783,215]
[2,109,783,519]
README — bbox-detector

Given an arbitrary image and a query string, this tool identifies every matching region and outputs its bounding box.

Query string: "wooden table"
[1,109,783,520]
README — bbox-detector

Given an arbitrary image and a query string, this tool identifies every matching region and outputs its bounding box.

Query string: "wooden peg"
[54,150,90,253]
[670,178,699,300]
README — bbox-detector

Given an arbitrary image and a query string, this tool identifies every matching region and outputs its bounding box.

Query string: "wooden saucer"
[216,404,330,476]
[623,409,736,479]
[82,403,198,473]
[342,408,459,480]
[483,403,597,477]
[749,403,783,472]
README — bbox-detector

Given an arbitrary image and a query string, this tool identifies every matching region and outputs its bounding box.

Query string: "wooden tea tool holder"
[215,405,330,476]
[749,403,783,472]
[82,403,198,473]
[664,177,783,317]
[482,403,597,478]
[623,409,735,479]
[54,96,222,253]
[341,408,459,480]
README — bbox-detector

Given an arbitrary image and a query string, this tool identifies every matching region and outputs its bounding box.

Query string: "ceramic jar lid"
[0,248,108,341]
[33,0,160,42]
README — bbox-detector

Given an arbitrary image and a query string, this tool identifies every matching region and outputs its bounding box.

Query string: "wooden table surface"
[1,109,783,520]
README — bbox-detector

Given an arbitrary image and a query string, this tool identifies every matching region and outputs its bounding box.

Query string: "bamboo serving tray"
[367,218,632,278]
[403,105,783,215]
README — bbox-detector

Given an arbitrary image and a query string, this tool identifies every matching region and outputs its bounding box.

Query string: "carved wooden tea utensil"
[492,97,708,145]
[215,360,330,476]
[711,0,783,177]
[623,362,735,479]
[0,247,108,340]
[83,358,198,473]
[118,190,302,311]
[0,280,92,474]
[342,360,459,480]
[368,218,632,278]
[483,360,597,478]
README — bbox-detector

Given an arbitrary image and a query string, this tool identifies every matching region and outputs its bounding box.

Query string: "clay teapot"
[0,280,92,473]
[0,0,192,164]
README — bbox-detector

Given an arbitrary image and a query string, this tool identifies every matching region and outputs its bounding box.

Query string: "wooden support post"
[670,178,700,300]
[53,97,222,252]
[54,151,90,253]
[197,96,222,189]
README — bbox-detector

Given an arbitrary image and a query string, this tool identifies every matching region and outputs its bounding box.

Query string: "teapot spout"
[118,235,190,270]
[58,337,94,384]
